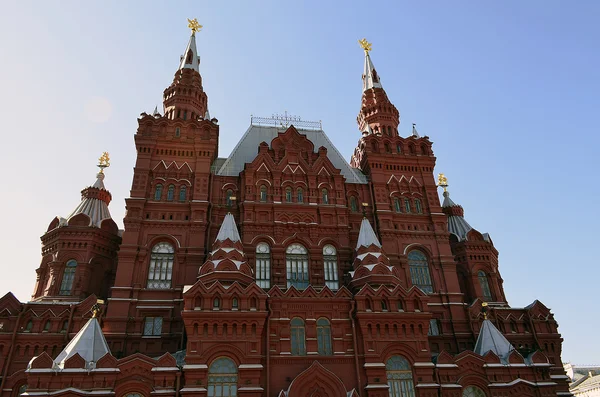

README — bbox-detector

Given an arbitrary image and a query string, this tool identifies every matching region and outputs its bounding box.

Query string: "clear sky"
[0,1,598,364]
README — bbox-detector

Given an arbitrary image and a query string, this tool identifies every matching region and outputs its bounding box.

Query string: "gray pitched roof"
[216,213,241,242]
[216,125,368,184]
[474,319,515,363]
[53,317,111,369]
[356,217,382,250]
[66,173,112,227]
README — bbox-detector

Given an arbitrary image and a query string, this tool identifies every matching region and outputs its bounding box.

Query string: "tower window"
[175,127,181,137]
[207,357,238,397]
[226,189,234,206]
[260,185,267,202]
[167,184,175,201]
[255,243,271,289]
[317,318,332,355]
[478,271,493,301]
[428,318,441,336]
[415,199,422,214]
[393,198,402,213]
[285,187,292,203]
[323,245,338,290]
[183,110,188,121]
[286,244,309,290]
[404,198,411,213]
[154,184,163,201]
[43,320,51,332]
[179,185,187,202]
[350,196,359,212]
[213,297,220,309]
[408,250,433,293]
[143,317,163,336]
[386,355,415,397]
[322,189,329,204]
[147,242,174,289]
[232,298,238,310]
[290,318,306,355]
[297,188,304,203]
[397,144,402,153]
[59,260,77,295]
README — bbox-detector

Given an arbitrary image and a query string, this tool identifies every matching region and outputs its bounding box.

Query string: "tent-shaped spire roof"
[412,123,420,138]
[356,217,382,250]
[474,319,515,362]
[178,29,200,73]
[67,155,113,227]
[216,213,241,242]
[362,50,383,92]
[442,190,473,240]
[53,316,111,369]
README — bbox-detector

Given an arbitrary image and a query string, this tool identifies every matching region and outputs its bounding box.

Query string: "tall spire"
[356,38,399,136]
[216,213,241,243]
[356,217,381,250]
[178,19,202,73]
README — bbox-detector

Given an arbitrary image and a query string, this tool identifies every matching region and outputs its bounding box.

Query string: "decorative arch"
[286,361,348,397]
[207,357,238,397]
[286,244,309,290]
[462,385,487,397]
[146,234,181,249]
[146,242,175,289]
[386,355,415,397]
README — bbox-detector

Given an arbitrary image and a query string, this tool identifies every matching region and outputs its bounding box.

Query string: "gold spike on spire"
[437,173,448,192]
[187,18,202,34]
[98,152,110,174]
[481,302,489,320]
[358,38,372,53]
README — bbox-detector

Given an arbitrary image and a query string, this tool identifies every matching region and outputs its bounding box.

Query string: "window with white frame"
[143,317,163,336]
[286,244,309,289]
[255,243,271,289]
[147,242,174,289]
[323,245,338,290]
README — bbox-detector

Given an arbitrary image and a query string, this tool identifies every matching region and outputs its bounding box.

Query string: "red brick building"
[0,26,571,397]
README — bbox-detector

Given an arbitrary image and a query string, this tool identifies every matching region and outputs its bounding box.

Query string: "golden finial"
[98,152,110,174]
[481,302,489,320]
[91,303,101,318]
[358,38,372,54]
[437,173,448,192]
[187,18,202,34]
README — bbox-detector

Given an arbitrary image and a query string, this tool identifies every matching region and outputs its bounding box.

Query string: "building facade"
[0,25,572,397]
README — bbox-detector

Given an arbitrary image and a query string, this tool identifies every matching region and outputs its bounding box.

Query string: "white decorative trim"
[239,364,263,369]
[364,362,386,368]
[436,364,459,368]
[182,364,208,369]
[151,367,179,371]
[179,387,207,392]
[23,388,114,396]
[413,362,435,367]
[238,387,264,391]
[416,383,440,387]
[365,384,389,389]
[440,384,462,388]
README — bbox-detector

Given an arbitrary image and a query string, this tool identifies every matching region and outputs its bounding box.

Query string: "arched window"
[43,320,51,332]
[408,250,433,293]
[284,187,292,203]
[147,242,174,289]
[414,199,422,214]
[386,355,415,397]
[154,184,163,201]
[18,385,28,397]
[179,185,187,202]
[59,260,77,295]
[323,245,338,290]
[463,386,486,397]
[259,185,267,202]
[255,243,271,289]
[478,271,493,301]
[232,297,238,310]
[167,184,175,201]
[60,320,68,333]
[226,189,234,206]
[207,357,238,397]
[290,318,306,356]
[297,188,304,203]
[286,244,309,290]
[213,297,220,309]
[350,196,359,212]
[322,189,329,204]
[317,318,332,355]
[394,198,402,213]
[397,144,402,153]
[404,198,411,213]
[25,320,33,332]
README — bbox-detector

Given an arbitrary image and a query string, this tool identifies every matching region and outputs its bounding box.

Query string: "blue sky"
[0,1,597,364]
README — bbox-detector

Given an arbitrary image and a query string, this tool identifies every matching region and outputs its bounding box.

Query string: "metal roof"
[53,317,111,369]
[216,124,368,184]
[216,213,241,242]
[66,173,112,227]
[474,319,515,363]
[356,217,382,250]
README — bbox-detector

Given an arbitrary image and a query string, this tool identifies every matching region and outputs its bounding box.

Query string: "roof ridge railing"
[251,113,322,130]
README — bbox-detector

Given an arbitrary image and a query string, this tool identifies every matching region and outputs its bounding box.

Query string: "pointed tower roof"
[216,213,241,242]
[412,123,420,138]
[178,19,201,72]
[474,319,515,362]
[362,50,383,92]
[67,154,113,227]
[442,191,473,241]
[53,316,111,369]
[356,217,382,250]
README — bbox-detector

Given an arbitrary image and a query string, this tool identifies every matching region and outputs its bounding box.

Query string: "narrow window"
[408,250,433,293]
[232,298,239,310]
[60,320,68,333]
[415,199,423,214]
[24,320,33,332]
[297,188,304,203]
[404,198,411,213]
[397,301,404,312]
[43,321,51,332]
[396,144,402,153]
[175,127,181,137]
[394,198,402,213]
[147,242,174,289]
[154,184,163,201]
[385,143,391,153]
[428,319,440,336]
[183,110,188,121]
[323,245,338,290]
[478,271,493,301]
[285,187,292,203]
[213,297,221,309]
[317,318,332,355]
[322,189,329,204]
[59,260,77,295]
[207,357,238,397]
[260,185,267,202]
[386,355,415,397]
[226,189,233,206]
[286,244,309,290]
[167,184,175,201]
[255,243,271,289]
[290,318,306,355]
[179,185,187,202]
[381,301,388,311]
[143,317,163,336]
[350,196,359,212]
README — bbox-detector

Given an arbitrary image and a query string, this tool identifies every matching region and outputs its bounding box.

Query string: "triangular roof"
[474,319,515,363]
[216,124,367,184]
[178,32,200,73]
[53,317,111,369]
[215,213,241,242]
[363,52,383,92]
[356,217,381,250]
